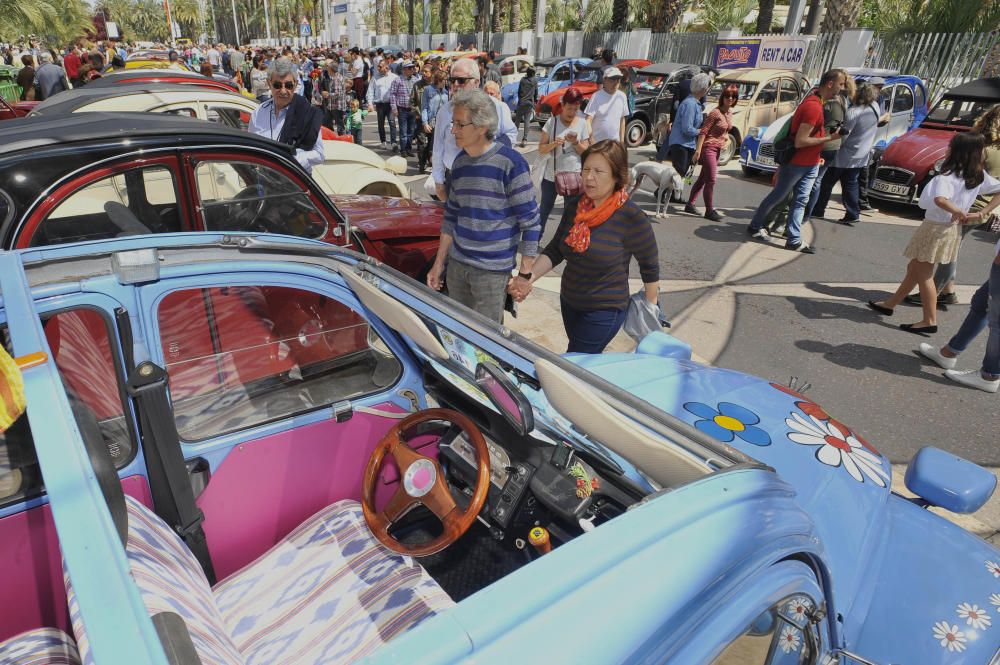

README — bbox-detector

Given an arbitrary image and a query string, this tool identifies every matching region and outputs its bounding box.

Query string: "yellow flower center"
[714,415,745,432]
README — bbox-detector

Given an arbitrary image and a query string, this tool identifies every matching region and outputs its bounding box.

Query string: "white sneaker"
[944,368,1000,393]
[380,142,388,150]
[918,342,957,369]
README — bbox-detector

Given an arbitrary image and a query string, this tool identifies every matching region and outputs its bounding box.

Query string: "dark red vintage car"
[0,95,36,120]
[83,68,244,95]
[0,112,440,274]
[871,77,1000,204]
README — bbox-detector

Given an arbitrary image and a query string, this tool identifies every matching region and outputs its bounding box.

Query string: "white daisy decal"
[933,621,967,652]
[958,603,992,630]
[990,593,1000,609]
[784,596,813,623]
[778,626,801,654]
[986,561,1000,578]
[785,411,890,487]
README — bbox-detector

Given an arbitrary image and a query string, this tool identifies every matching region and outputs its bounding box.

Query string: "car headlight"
[928,158,944,177]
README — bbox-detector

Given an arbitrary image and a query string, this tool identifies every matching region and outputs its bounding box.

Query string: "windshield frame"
[920,95,996,129]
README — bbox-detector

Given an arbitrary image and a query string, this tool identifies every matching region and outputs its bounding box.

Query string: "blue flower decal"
[683,401,771,446]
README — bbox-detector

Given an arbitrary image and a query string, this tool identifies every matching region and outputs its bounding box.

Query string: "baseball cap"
[868,76,886,86]
[604,66,623,79]
[402,60,415,68]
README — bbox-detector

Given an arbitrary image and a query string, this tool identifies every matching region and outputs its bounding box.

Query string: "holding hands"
[507,274,533,302]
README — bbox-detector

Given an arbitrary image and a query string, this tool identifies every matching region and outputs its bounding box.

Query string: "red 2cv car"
[871,77,1000,204]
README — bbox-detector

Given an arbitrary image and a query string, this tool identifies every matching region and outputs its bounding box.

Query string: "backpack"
[772,115,796,166]
[363,58,371,80]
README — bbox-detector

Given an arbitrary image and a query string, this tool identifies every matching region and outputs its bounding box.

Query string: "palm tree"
[649,0,688,32]
[821,0,862,32]
[491,0,505,34]
[509,0,521,31]
[439,0,450,31]
[756,0,776,33]
[390,0,399,34]
[610,0,627,29]
[407,0,415,33]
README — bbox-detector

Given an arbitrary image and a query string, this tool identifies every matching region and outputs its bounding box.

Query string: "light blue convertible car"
[1,233,998,664]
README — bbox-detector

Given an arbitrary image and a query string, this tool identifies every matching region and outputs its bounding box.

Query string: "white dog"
[629,161,685,218]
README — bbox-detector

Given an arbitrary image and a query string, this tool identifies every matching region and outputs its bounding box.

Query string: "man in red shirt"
[747,69,847,253]
[63,46,81,86]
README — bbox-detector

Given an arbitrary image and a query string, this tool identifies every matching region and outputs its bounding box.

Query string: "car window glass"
[708,81,756,102]
[925,97,992,127]
[206,105,249,130]
[157,285,402,441]
[552,65,571,82]
[193,160,326,238]
[914,84,926,111]
[754,81,778,106]
[517,60,531,73]
[0,311,132,506]
[892,86,913,113]
[711,593,815,665]
[500,61,514,76]
[779,79,798,103]
[878,85,894,113]
[32,166,182,247]
[161,107,196,118]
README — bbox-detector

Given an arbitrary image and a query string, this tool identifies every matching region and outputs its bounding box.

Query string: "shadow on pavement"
[787,295,902,330]
[692,221,752,243]
[794,339,953,384]
[803,281,892,302]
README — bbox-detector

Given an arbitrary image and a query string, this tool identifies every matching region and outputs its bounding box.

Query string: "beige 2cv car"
[28,84,410,198]
[704,68,810,165]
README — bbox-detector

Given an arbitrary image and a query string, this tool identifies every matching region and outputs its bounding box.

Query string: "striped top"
[542,199,659,312]
[443,142,541,272]
[699,108,734,150]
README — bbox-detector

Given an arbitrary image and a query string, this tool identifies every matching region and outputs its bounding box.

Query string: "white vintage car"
[29,84,409,198]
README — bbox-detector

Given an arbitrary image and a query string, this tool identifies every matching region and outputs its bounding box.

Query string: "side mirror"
[904,446,996,514]
[384,155,408,175]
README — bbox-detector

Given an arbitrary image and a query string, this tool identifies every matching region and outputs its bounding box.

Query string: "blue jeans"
[804,155,833,220]
[539,178,580,238]
[748,163,820,245]
[811,166,862,220]
[561,298,627,354]
[945,260,1000,376]
[398,107,415,153]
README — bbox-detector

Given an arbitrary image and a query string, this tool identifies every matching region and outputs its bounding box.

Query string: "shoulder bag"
[772,116,796,166]
[552,119,583,197]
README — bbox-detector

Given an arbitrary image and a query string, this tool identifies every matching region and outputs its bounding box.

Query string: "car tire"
[717,133,738,166]
[741,165,761,177]
[626,118,648,148]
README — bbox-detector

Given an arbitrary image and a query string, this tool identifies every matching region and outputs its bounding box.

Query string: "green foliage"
[860,0,1000,33]
[697,0,754,32]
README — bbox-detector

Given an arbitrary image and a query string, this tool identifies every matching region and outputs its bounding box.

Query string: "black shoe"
[812,210,826,218]
[859,202,874,211]
[900,323,938,335]
[905,293,958,306]
[705,209,724,222]
[785,241,816,254]
[839,217,860,226]
[867,300,894,316]
[684,203,700,216]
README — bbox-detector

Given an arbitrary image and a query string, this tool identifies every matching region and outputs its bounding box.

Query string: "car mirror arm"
[824,648,885,665]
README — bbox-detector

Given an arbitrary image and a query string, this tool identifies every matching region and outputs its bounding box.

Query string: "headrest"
[71,399,129,546]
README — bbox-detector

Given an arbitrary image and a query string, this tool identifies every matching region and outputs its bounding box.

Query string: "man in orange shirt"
[746,69,847,254]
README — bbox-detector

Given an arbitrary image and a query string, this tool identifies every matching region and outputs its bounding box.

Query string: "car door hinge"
[331,400,353,422]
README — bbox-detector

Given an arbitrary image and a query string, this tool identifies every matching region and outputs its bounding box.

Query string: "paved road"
[359,116,1000,535]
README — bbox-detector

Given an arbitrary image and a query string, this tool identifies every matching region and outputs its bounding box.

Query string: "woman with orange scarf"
[508,140,660,353]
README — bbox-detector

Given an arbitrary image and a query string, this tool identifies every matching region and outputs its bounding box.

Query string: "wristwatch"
[517,272,533,280]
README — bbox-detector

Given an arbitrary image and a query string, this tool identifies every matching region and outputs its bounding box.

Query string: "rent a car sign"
[713,36,813,70]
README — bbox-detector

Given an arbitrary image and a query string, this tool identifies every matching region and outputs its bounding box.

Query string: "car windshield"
[577,66,599,82]
[922,96,996,128]
[708,80,756,102]
[534,65,551,79]
[636,73,667,92]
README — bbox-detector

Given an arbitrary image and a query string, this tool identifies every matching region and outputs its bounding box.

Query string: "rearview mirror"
[905,446,996,514]
[475,362,533,437]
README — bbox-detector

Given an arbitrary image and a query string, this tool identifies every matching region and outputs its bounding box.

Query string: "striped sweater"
[443,142,541,272]
[541,199,659,311]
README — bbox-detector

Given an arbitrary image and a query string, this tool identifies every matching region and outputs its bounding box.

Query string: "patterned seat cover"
[66,496,454,664]
[0,627,81,665]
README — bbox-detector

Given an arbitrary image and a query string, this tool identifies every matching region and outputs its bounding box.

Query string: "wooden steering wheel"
[361,408,491,556]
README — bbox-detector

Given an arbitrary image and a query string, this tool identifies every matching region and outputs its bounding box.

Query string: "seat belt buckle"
[175,510,207,538]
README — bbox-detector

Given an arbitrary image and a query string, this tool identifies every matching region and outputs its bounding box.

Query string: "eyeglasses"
[271,81,296,90]
[449,76,475,85]
[581,167,609,177]
[452,120,476,129]
[722,93,739,99]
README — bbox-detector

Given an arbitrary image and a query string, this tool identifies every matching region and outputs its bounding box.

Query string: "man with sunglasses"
[248,57,325,174]
[431,58,518,201]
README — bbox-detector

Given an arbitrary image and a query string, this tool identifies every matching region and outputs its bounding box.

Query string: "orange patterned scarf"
[564,189,629,253]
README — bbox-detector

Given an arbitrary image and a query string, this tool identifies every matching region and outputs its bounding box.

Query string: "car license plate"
[873,180,909,196]
[757,155,776,167]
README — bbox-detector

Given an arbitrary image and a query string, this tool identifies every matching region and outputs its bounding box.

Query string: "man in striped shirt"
[426,89,541,323]
[390,61,419,157]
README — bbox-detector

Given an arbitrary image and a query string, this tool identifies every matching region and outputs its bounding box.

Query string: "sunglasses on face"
[722,93,738,99]
[449,76,475,85]
[271,81,296,90]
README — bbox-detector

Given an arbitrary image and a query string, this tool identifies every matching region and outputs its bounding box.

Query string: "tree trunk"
[803,0,823,34]
[390,0,399,34]
[408,0,415,34]
[510,0,520,31]
[440,0,450,32]
[649,0,688,32]
[531,0,538,30]
[820,0,862,32]
[756,0,776,33]
[611,0,628,31]
[491,0,504,34]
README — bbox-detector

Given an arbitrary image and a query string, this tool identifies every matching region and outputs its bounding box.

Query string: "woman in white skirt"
[867,132,1000,334]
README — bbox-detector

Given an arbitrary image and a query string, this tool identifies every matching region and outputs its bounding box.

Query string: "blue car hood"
[567,353,1000,660]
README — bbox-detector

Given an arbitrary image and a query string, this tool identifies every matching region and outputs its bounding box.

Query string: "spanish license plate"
[873,180,909,196]
[757,155,776,167]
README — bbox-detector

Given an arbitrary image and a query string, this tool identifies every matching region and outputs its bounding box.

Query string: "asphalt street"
[359,115,1000,534]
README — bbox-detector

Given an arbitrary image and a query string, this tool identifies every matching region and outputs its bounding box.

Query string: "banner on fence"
[713,36,813,71]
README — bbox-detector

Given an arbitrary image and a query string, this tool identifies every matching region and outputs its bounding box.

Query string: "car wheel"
[626,118,648,148]
[717,133,738,166]
[741,165,761,177]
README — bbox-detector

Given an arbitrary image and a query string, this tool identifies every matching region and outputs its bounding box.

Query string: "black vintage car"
[630,62,717,146]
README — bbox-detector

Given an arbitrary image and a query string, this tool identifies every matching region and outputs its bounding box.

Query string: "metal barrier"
[0,65,21,104]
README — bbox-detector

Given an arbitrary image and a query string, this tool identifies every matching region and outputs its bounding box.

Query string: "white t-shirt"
[541,115,590,180]
[351,57,364,77]
[207,48,220,67]
[919,172,1000,224]
[585,88,629,143]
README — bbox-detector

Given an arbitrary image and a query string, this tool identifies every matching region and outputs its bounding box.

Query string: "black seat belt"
[127,361,217,585]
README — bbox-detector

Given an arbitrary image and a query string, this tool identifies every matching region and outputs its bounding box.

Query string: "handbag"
[551,120,583,197]
[984,213,1000,234]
